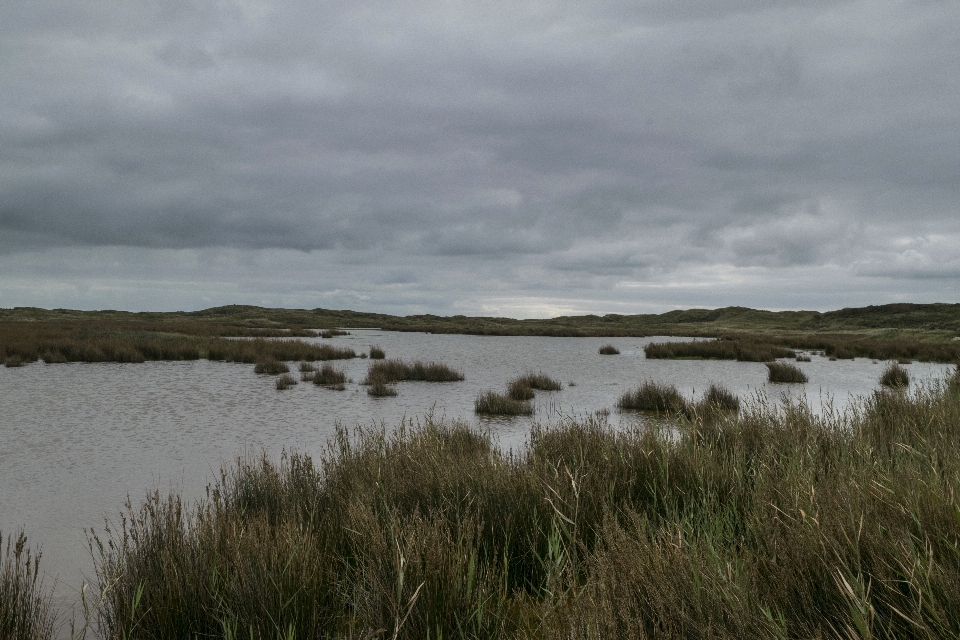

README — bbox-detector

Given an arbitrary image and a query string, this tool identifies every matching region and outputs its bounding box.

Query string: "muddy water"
[0,330,953,626]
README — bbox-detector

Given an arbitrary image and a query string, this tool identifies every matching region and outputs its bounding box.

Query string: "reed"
[507,378,536,401]
[765,361,809,383]
[319,329,350,339]
[645,339,795,362]
[253,358,289,375]
[512,372,561,391]
[699,383,740,412]
[367,379,398,397]
[474,390,534,415]
[363,359,463,384]
[85,381,960,639]
[1,531,57,640]
[880,363,910,388]
[617,381,690,415]
[4,355,24,368]
[313,364,347,388]
[598,345,620,355]
[369,345,386,360]
[275,374,297,390]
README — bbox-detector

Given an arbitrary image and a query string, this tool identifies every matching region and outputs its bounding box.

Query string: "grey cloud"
[1,0,959,312]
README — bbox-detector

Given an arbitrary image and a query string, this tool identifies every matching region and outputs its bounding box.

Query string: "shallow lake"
[0,330,954,623]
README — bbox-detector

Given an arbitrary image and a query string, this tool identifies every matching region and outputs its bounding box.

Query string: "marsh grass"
[474,390,534,415]
[83,380,960,639]
[313,364,347,389]
[880,363,910,388]
[645,339,796,362]
[275,374,297,390]
[367,379,398,397]
[363,359,463,384]
[298,361,317,372]
[512,372,561,392]
[618,381,690,415]
[507,379,536,401]
[369,346,386,360]
[766,361,809,383]
[319,329,350,339]
[4,355,24,368]
[0,321,355,365]
[598,345,620,355]
[796,354,812,362]
[253,358,289,375]
[699,383,740,412]
[1,531,57,640]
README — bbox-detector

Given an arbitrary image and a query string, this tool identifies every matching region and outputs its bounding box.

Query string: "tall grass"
[85,379,960,638]
[313,364,346,390]
[617,381,690,414]
[363,359,464,384]
[766,361,809,383]
[598,345,620,355]
[0,321,353,365]
[369,345,386,360]
[475,391,534,416]
[511,372,561,391]
[253,358,289,375]
[1,531,57,640]
[880,363,910,388]
[645,339,796,362]
[275,374,297,390]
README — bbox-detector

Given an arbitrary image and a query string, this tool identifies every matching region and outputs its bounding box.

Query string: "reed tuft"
[880,363,910,388]
[254,358,289,375]
[598,344,620,355]
[765,361,809,383]
[369,345,386,360]
[618,380,690,414]
[474,390,534,415]
[275,373,297,390]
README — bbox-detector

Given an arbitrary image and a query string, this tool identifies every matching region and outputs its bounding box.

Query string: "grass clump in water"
[275,374,297,390]
[474,390,534,416]
[512,372,561,391]
[253,358,289,375]
[880,363,910,388]
[698,383,740,412]
[507,378,536,401]
[369,345,385,360]
[618,380,690,414]
[363,359,463,384]
[319,329,350,339]
[3,355,24,368]
[766,361,809,383]
[1,530,57,640]
[598,344,620,355]
[367,379,398,397]
[313,364,347,390]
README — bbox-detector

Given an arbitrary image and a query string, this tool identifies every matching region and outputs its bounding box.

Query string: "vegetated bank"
[3,303,960,364]
[51,369,960,640]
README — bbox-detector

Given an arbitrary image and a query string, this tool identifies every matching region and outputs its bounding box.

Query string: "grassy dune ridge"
[56,372,960,639]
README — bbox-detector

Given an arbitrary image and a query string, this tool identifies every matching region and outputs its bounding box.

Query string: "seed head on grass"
[766,361,809,383]
[475,391,533,416]
[880,363,910,389]
[1,530,57,640]
[598,345,620,355]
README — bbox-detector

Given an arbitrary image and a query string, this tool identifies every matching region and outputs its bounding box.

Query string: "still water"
[0,330,954,615]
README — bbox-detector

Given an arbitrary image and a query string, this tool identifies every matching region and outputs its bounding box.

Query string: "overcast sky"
[1,0,958,317]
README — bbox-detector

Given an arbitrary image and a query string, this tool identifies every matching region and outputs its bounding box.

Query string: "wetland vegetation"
[29,371,953,639]
[880,363,910,389]
[765,361,810,384]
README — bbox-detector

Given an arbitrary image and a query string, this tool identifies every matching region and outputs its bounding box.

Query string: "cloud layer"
[2,0,958,314]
